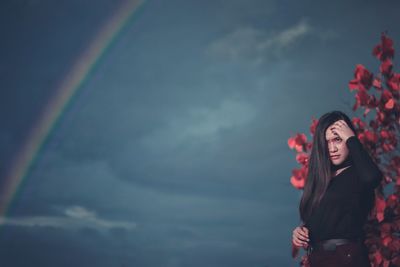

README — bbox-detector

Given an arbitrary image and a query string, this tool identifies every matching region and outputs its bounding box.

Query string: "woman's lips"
[331,155,340,159]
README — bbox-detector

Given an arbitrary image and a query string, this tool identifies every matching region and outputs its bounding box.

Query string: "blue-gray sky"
[0,0,399,266]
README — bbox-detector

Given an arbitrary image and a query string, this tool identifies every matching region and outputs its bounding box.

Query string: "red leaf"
[389,238,400,250]
[352,117,366,130]
[373,251,383,264]
[373,77,382,90]
[288,137,296,149]
[383,259,390,267]
[373,33,395,61]
[291,166,307,189]
[296,153,309,165]
[309,118,318,136]
[364,130,378,143]
[376,196,386,222]
[387,73,400,90]
[363,108,371,117]
[387,194,397,208]
[288,133,308,152]
[350,64,373,91]
[349,80,360,91]
[380,130,390,139]
[382,235,392,246]
[380,59,393,76]
[385,98,395,110]
[392,256,400,266]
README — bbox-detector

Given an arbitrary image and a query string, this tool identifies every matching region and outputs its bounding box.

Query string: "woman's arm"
[346,135,383,188]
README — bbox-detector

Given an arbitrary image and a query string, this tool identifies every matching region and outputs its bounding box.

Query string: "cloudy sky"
[0,0,399,266]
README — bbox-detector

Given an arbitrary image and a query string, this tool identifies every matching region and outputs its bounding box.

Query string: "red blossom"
[373,33,395,61]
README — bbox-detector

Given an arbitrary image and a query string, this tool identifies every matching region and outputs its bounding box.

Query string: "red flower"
[373,33,394,61]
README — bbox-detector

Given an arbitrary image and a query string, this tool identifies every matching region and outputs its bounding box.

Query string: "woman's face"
[325,123,349,165]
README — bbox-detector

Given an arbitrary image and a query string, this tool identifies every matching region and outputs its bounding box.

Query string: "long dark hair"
[299,110,357,223]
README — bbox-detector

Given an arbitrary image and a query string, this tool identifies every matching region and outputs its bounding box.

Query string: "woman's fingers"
[292,236,306,247]
[294,231,309,243]
[298,228,309,240]
[292,227,309,247]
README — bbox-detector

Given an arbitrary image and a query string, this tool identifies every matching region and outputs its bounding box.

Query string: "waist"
[310,238,362,252]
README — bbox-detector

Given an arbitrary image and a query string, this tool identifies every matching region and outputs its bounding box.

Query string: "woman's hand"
[292,226,309,248]
[328,119,355,143]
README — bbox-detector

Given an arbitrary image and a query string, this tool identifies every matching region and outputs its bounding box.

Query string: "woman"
[292,111,383,267]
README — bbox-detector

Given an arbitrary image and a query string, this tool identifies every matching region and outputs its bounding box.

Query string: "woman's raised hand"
[292,226,309,248]
[328,119,355,143]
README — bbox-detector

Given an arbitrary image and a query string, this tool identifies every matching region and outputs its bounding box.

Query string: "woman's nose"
[328,144,337,152]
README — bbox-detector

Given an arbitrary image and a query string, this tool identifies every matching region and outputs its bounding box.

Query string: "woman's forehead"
[325,128,338,140]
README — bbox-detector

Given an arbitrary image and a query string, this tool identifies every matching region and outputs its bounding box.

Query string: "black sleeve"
[346,135,383,188]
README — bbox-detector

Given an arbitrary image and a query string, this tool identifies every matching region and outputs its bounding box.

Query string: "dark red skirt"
[308,242,371,267]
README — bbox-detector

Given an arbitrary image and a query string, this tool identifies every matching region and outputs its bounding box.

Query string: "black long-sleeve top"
[304,135,383,245]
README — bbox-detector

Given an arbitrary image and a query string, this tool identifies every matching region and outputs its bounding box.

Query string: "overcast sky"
[0,0,399,266]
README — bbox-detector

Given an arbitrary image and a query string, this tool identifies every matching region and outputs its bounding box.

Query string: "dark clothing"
[304,136,383,266]
[309,241,370,267]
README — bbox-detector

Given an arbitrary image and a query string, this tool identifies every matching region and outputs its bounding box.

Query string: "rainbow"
[0,0,145,216]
